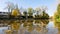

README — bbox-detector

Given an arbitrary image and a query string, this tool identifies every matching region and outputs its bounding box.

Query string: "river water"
[0,19,59,34]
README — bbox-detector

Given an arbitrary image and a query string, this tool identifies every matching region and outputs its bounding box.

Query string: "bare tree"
[4,2,15,13]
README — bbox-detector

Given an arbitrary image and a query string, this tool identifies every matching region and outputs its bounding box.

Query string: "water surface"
[0,19,59,34]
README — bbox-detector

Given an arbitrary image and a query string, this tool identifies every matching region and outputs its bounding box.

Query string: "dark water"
[0,19,59,34]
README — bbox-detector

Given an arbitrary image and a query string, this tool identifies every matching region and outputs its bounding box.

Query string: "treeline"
[2,2,49,19]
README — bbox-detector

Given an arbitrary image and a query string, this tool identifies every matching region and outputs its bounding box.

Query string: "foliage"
[5,2,49,19]
[11,9,19,16]
[35,7,41,15]
[41,11,49,18]
[54,4,60,30]
[28,8,33,16]
[57,4,60,14]
[23,11,27,16]
[34,7,49,18]
[11,4,20,17]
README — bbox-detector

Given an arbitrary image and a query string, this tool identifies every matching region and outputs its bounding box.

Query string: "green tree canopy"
[28,8,33,16]
[54,4,60,30]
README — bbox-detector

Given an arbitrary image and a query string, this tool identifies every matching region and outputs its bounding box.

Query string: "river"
[0,19,59,34]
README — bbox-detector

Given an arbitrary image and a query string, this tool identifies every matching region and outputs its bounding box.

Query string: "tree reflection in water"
[4,19,49,34]
[21,20,33,32]
[34,19,49,32]
[23,19,49,33]
[54,22,60,34]
[8,20,20,34]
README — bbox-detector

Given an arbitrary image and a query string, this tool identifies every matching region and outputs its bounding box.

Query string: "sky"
[0,0,59,16]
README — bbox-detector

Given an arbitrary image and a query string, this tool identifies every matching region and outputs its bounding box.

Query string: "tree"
[42,10,49,18]
[11,4,20,17]
[23,11,28,19]
[23,11,27,16]
[28,8,33,16]
[54,4,60,22]
[11,9,20,16]
[35,7,41,15]
[35,7,49,18]
[5,2,15,13]
[35,7,41,18]
[57,4,60,14]
[54,4,60,31]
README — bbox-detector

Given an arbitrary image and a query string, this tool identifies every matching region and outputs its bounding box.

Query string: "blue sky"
[0,0,59,16]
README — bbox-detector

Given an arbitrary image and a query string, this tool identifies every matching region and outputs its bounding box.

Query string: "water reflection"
[1,19,59,34]
[3,19,48,34]
[54,21,60,34]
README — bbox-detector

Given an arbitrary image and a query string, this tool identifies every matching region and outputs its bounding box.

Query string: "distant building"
[0,12,9,18]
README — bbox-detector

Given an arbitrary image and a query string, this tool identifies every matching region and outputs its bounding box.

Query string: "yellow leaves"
[5,30,12,34]
[11,23,20,30]
[23,22,33,27]
[11,21,20,30]
[27,27,34,32]
[11,9,20,16]
[36,27,41,32]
